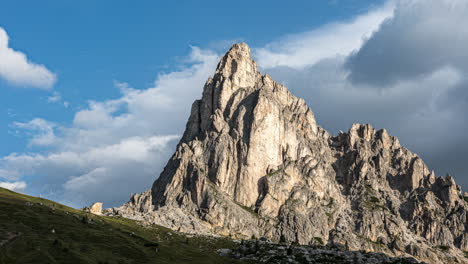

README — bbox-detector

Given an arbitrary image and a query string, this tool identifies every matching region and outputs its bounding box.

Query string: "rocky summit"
[113,43,468,264]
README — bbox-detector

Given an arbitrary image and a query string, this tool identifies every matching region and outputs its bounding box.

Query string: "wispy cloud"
[47,91,69,107]
[13,118,57,147]
[254,2,395,69]
[47,91,61,103]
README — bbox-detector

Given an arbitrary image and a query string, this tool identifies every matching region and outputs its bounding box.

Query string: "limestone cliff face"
[116,43,468,264]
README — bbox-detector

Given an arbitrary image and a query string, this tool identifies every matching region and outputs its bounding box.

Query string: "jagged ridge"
[114,43,468,264]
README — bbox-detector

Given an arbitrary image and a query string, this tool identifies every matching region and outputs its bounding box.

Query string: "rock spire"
[115,43,468,264]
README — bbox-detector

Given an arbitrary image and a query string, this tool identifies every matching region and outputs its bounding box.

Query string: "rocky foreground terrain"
[218,239,424,264]
[113,43,468,263]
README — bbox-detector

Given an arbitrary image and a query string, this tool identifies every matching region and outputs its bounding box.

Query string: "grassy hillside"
[0,188,241,264]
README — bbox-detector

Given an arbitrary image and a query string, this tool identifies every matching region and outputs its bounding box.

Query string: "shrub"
[279,234,287,244]
[144,242,159,248]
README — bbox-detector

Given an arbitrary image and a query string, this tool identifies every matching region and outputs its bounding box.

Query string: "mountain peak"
[117,43,468,264]
[213,42,259,89]
[225,42,251,59]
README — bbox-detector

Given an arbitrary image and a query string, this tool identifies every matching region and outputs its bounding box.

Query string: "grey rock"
[114,43,468,264]
[226,240,427,264]
[217,248,232,257]
[83,202,103,215]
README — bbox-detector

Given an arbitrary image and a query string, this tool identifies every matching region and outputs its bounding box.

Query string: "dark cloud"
[345,0,468,87]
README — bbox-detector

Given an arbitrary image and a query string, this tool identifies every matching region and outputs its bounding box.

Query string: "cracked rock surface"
[113,43,468,264]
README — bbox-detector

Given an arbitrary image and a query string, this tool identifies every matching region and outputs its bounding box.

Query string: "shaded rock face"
[116,43,468,264]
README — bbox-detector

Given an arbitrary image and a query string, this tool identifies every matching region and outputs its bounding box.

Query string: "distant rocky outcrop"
[114,43,468,264]
[84,202,103,215]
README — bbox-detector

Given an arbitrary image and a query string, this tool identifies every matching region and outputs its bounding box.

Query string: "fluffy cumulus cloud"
[258,0,468,190]
[2,0,467,207]
[0,47,219,207]
[0,27,56,89]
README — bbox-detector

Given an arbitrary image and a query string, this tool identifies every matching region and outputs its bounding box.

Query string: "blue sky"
[1,0,467,207]
[0,0,385,155]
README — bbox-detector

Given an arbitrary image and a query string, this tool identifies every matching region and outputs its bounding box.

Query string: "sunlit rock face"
[116,43,468,264]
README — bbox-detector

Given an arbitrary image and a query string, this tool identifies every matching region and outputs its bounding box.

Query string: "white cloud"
[13,118,57,147]
[0,181,26,192]
[254,2,395,69]
[0,27,57,89]
[47,91,61,103]
[0,47,219,207]
[46,91,70,108]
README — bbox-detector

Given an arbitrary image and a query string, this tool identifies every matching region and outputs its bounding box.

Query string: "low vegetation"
[0,188,241,264]
[234,201,258,218]
[312,237,324,246]
[363,196,389,212]
[434,245,450,252]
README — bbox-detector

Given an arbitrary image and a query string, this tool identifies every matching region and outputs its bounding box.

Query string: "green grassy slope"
[0,188,241,264]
